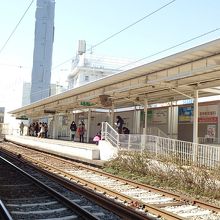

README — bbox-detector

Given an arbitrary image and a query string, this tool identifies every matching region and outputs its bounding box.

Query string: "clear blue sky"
[0,0,220,113]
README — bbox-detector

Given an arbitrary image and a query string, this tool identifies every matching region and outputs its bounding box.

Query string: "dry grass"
[103,151,220,201]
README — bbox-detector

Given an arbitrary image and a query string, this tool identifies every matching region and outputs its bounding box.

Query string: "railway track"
[0,143,152,220]
[1,142,220,220]
[0,156,102,220]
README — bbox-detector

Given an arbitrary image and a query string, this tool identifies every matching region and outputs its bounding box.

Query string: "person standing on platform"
[38,122,46,138]
[70,121,77,141]
[35,122,39,137]
[20,122,24,135]
[77,123,85,143]
[44,123,48,138]
[115,116,124,134]
[97,122,101,136]
[122,126,130,134]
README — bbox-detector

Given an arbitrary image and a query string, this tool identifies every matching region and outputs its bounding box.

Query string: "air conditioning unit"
[99,95,112,107]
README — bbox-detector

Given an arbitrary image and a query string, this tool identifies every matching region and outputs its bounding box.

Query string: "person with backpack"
[70,121,77,141]
[77,123,86,143]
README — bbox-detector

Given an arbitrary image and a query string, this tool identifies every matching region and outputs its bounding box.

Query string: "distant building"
[0,107,5,123]
[68,40,134,89]
[50,83,66,96]
[30,0,55,103]
[22,82,65,106]
[22,82,31,106]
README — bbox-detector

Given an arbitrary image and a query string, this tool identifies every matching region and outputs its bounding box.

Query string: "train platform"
[4,135,106,167]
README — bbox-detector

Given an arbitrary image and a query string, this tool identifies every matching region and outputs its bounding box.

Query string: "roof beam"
[171,88,193,99]
[200,88,220,94]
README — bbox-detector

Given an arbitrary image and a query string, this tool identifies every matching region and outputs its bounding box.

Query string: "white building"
[68,40,134,89]
[0,107,5,123]
[30,0,55,103]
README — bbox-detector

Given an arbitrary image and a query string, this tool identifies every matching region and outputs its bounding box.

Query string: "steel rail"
[9,144,219,214]
[22,145,220,214]
[0,200,13,220]
[1,148,187,220]
[1,144,220,219]
[1,150,155,220]
[31,165,156,220]
[0,156,101,220]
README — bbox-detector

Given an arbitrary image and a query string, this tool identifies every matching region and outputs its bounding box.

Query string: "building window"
[0,117,3,123]
[85,75,89,81]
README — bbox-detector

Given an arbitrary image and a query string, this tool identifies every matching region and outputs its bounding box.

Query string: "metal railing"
[101,122,220,169]
[147,126,168,138]
[198,136,220,145]
[101,122,119,148]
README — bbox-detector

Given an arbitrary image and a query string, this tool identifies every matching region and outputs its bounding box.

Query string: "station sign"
[80,101,95,106]
[16,115,28,120]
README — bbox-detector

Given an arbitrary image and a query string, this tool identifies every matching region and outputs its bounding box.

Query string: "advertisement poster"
[207,125,216,137]
[142,109,168,124]
[178,106,193,123]
[152,108,168,124]
[198,105,218,123]
[62,116,68,126]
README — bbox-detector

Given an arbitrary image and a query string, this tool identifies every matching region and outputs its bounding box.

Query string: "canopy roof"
[10,38,220,118]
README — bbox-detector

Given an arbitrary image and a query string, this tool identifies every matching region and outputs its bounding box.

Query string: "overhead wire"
[118,27,220,70]
[52,0,177,70]
[89,0,176,51]
[0,0,35,55]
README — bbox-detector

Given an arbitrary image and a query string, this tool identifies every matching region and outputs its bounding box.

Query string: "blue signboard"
[178,106,193,123]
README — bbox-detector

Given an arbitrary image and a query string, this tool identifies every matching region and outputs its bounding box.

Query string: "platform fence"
[0,124,20,137]
[101,122,220,169]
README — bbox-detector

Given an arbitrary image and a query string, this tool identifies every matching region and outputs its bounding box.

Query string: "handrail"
[101,122,220,168]
[198,136,220,144]
[101,122,119,148]
[147,126,168,138]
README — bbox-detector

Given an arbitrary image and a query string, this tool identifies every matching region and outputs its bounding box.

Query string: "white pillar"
[193,90,199,143]
[143,99,148,135]
[52,115,59,139]
[72,111,76,122]
[133,106,137,134]
[170,102,173,138]
[218,104,220,141]
[110,103,114,126]
[87,109,91,143]
[134,106,140,134]
[137,109,141,134]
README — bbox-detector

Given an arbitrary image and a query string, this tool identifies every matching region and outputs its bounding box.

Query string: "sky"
[0,0,220,121]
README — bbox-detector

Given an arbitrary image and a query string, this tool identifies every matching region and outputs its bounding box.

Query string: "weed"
[103,150,220,201]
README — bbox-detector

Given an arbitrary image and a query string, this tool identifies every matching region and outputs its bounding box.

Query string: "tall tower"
[30,0,55,103]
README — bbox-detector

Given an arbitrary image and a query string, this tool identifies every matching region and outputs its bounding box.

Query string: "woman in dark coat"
[70,121,77,141]
[116,116,124,134]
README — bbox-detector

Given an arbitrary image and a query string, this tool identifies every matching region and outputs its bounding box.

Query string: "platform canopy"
[9,38,220,118]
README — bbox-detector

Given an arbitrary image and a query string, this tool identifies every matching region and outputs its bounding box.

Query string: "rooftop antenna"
[78,40,86,55]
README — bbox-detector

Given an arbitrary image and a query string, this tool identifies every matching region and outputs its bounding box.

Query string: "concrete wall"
[178,102,219,142]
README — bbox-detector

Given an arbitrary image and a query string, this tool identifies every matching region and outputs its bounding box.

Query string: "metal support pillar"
[52,114,59,139]
[134,106,140,134]
[133,106,137,134]
[110,103,114,127]
[143,99,148,135]
[193,90,199,143]
[87,109,91,143]
[170,101,173,138]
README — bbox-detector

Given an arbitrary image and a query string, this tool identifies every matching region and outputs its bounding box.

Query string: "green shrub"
[103,150,220,200]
